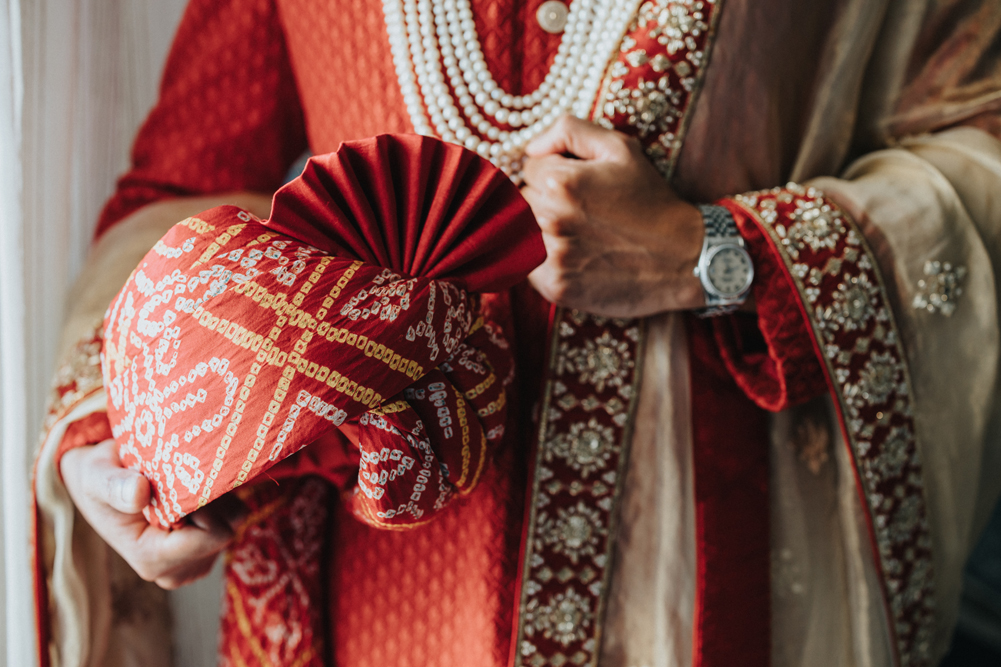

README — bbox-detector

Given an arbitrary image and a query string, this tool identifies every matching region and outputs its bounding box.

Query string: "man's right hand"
[61,439,247,589]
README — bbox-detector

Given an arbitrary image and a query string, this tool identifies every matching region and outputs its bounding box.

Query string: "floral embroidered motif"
[523,586,595,647]
[860,425,914,481]
[779,198,846,257]
[912,260,966,316]
[771,547,806,598]
[538,501,607,564]
[734,185,935,667]
[556,331,634,394]
[545,418,617,477]
[823,272,881,333]
[847,352,905,407]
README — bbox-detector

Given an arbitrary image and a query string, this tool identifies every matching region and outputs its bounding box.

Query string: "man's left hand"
[522,115,705,318]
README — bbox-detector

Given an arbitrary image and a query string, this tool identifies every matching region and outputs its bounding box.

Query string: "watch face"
[706,245,753,297]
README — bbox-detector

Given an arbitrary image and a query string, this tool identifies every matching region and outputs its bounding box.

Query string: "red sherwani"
[40,0,1001,666]
[71,0,827,664]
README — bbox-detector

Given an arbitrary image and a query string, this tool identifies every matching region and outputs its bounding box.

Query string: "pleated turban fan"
[102,134,544,529]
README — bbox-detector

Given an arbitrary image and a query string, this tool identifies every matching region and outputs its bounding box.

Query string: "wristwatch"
[693,204,754,316]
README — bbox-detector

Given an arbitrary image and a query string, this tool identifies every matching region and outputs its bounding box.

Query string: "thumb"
[525,115,627,161]
[79,441,151,514]
[108,466,152,512]
[101,467,151,515]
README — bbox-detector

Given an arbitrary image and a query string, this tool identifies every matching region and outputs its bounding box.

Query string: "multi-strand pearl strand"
[383,0,640,180]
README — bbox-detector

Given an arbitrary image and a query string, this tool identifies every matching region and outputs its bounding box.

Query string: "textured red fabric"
[330,443,524,667]
[707,199,829,411]
[687,317,771,667]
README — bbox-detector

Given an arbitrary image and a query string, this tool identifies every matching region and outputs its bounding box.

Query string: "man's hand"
[61,439,246,589]
[522,115,705,317]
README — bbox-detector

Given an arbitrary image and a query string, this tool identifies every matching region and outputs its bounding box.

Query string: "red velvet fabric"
[709,199,829,411]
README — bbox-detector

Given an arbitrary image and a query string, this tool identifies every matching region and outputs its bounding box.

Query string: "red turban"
[102,134,544,529]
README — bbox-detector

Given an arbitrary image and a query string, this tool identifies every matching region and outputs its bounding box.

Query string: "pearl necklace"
[382,0,640,180]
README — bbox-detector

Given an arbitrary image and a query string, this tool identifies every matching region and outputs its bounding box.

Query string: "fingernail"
[118,476,136,505]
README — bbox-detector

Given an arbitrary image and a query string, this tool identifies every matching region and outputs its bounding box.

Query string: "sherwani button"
[536,0,569,34]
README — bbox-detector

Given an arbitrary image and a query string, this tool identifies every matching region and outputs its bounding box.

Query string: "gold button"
[536,0,569,34]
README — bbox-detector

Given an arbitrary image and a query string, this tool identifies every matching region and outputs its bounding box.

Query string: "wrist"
[653,200,706,311]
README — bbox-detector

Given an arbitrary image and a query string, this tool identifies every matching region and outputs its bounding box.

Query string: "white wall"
[0,2,187,664]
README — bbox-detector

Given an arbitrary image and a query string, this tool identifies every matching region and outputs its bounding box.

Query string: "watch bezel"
[701,242,754,300]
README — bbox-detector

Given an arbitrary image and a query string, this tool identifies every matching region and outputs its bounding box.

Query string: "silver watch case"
[696,239,754,305]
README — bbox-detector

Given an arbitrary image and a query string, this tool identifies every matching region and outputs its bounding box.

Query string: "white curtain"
[0,1,186,664]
